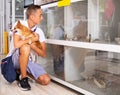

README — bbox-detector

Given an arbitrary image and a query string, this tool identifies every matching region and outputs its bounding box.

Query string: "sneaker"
[18,77,31,91]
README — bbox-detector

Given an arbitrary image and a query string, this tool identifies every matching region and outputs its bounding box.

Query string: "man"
[7,5,50,91]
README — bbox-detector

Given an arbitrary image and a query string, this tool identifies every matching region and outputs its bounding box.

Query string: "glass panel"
[41,0,120,45]
[41,44,120,95]
[65,0,88,42]
[40,7,64,40]
[40,0,88,41]
[65,0,120,45]
[39,44,65,80]
[40,8,48,38]
[66,0,120,44]
[68,49,120,95]
[98,0,120,44]
[15,0,24,21]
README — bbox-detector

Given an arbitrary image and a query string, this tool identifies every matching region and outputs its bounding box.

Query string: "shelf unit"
[37,0,120,95]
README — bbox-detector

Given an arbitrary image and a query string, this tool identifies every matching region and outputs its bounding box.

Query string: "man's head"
[26,5,43,25]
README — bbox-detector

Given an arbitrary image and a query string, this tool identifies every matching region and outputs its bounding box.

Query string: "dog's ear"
[17,20,20,23]
[17,20,21,25]
[15,20,22,28]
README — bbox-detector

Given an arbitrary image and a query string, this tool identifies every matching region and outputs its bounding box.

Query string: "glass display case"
[39,0,120,95]
[41,0,120,45]
[41,45,120,95]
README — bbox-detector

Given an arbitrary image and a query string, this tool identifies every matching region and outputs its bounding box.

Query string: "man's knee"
[38,74,51,85]
[20,44,30,55]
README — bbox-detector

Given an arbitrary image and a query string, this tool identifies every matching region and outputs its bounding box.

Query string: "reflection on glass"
[40,0,88,41]
[15,0,24,21]
[99,0,120,44]
[52,44,64,79]
[40,44,64,80]
[65,1,88,42]
[41,0,120,45]
[78,0,120,44]
[70,49,120,95]
[42,45,120,95]
[40,7,64,40]
[72,21,88,41]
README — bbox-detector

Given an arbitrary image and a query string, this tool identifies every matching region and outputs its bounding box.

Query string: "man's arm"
[14,32,46,57]
[30,42,46,58]
[13,34,29,48]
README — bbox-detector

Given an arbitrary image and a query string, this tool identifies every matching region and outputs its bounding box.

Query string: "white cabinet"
[39,0,120,95]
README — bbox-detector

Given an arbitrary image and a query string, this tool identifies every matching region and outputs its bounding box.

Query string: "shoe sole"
[18,83,31,91]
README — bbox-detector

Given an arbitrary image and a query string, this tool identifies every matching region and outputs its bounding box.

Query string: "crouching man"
[7,5,50,91]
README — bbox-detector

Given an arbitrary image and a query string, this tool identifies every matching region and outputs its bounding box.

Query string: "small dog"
[14,20,41,48]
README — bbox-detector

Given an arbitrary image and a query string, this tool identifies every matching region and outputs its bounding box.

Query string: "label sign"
[58,0,71,7]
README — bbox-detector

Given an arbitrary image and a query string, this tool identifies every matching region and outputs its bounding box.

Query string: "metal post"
[0,0,4,54]
[12,0,15,26]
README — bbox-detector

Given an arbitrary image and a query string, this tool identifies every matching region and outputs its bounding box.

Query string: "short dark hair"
[26,5,41,19]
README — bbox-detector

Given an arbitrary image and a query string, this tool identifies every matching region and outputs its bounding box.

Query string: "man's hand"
[30,33,39,43]
[33,33,39,41]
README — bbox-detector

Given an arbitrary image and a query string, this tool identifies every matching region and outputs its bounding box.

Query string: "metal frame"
[46,39,120,53]
[50,75,95,95]
[41,0,84,9]
[24,0,34,8]
[0,0,4,54]
[12,0,15,26]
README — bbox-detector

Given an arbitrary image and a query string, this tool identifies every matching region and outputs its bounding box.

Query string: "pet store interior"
[0,0,120,95]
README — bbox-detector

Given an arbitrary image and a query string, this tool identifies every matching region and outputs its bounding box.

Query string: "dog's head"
[14,20,31,36]
[15,20,27,32]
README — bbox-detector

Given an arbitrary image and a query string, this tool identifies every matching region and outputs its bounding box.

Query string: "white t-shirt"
[7,20,46,62]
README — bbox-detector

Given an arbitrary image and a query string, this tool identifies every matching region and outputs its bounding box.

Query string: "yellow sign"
[58,0,71,7]
[3,31,9,54]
